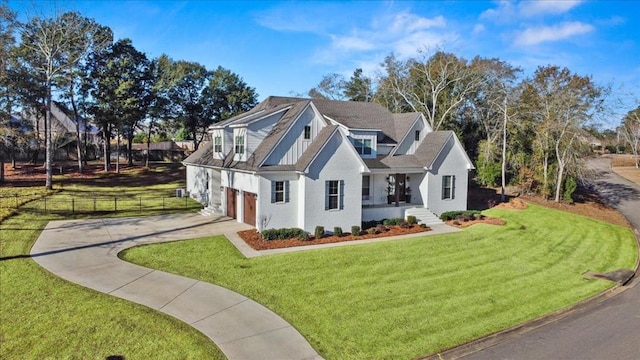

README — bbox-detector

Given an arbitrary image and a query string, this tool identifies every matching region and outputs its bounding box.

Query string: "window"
[415,130,420,141]
[214,136,222,152]
[442,175,455,200]
[271,180,289,203]
[362,175,370,200]
[325,180,344,210]
[234,135,245,155]
[354,139,372,155]
[304,125,311,140]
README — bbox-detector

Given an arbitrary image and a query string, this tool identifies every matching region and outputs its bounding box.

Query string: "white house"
[183,97,474,233]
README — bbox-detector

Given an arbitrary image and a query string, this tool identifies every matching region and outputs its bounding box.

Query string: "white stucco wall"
[185,165,221,208]
[300,133,364,233]
[394,117,428,155]
[256,173,300,231]
[425,137,470,215]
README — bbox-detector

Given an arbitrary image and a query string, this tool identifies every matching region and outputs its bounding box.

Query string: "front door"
[393,174,406,203]
[243,192,256,226]
[226,188,236,219]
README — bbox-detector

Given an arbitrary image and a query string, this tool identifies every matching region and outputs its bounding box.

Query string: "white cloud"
[481,0,583,22]
[515,21,594,46]
[332,36,375,51]
[390,13,446,33]
[473,24,486,35]
[520,0,583,17]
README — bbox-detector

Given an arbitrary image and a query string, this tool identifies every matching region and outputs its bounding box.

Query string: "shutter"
[452,176,456,199]
[271,181,276,203]
[339,180,345,210]
[285,180,290,203]
[325,181,330,210]
[442,177,446,200]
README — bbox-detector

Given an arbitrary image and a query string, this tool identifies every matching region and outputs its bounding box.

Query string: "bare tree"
[17,10,109,188]
[382,50,487,130]
[619,105,640,168]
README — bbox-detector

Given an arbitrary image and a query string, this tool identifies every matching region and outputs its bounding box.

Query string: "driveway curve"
[31,214,322,360]
[429,157,640,360]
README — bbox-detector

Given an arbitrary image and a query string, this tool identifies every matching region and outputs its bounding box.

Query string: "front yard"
[122,203,638,360]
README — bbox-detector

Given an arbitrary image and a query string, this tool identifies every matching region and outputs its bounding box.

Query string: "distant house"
[183,96,474,232]
[17,101,100,160]
[131,141,190,161]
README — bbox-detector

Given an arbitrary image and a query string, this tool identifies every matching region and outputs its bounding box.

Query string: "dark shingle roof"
[294,125,339,172]
[413,131,453,169]
[182,142,215,167]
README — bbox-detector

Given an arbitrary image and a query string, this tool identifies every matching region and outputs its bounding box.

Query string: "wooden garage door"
[226,188,236,219]
[243,192,256,226]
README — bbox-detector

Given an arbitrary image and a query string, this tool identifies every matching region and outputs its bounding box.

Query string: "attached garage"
[226,188,237,219]
[243,192,256,226]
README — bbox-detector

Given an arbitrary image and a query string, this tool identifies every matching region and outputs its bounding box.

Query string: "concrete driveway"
[428,157,640,360]
[31,214,322,360]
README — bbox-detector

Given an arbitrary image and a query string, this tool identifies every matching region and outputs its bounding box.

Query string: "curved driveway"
[31,214,322,360]
[432,157,640,360]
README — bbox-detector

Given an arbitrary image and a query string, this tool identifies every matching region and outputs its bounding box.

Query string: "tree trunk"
[127,133,133,166]
[145,120,153,168]
[501,97,507,202]
[45,82,53,190]
[554,161,565,202]
[116,129,120,174]
[69,83,83,174]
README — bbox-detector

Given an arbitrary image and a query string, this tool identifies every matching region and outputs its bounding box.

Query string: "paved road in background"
[446,157,640,360]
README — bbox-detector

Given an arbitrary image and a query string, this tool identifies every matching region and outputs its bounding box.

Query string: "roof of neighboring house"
[131,142,189,151]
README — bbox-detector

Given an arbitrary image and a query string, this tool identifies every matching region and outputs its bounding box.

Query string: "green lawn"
[0,166,225,359]
[121,204,638,360]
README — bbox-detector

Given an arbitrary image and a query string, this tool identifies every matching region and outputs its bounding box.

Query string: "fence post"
[139,197,142,214]
[93,198,96,212]
[15,194,18,208]
[162,197,165,210]
[44,196,47,214]
[114,197,117,212]
[72,198,75,215]
[185,195,187,208]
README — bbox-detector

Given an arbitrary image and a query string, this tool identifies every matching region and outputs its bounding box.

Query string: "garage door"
[243,192,256,226]
[226,188,236,219]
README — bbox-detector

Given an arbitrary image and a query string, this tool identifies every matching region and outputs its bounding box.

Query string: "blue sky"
[10,0,640,106]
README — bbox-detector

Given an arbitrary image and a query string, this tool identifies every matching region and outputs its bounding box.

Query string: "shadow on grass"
[0,216,232,262]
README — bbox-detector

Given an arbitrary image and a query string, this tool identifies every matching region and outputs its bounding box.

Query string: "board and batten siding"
[262,106,325,166]
[394,116,428,156]
[246,112,283,157]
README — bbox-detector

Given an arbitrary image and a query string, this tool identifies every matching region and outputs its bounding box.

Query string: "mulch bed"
[238,224,432,250]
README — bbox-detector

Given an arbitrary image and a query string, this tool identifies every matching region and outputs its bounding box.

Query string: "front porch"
[362,203,423,222]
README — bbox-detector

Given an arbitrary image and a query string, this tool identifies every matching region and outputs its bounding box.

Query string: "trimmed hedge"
[351,226,361,236]
[262,228,309,241]
[334,227,344,237]
[383,218,404,226]
[439,210,482,221]
[315,226,325,239]
[406,215,417,225]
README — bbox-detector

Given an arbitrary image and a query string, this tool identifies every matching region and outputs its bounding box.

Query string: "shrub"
[440,210,482,221]
[563,176,577,204]
[376,224,387,233]
[351,226,361,236]
[261,228,308,241]
[383,217,404,226]
[298,232,310,241]
[462,213,475,222]
[452,220,461,226]
[400,221,411,229]
[362,220,382,230]
[367,227,377,235]
[333,227,343,237]
[314,226,325,239]
[406,215,417,225]
[419,223,429,229]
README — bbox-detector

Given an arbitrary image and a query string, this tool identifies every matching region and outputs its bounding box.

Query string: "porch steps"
[199,206,220,217]
[404,207,443,226]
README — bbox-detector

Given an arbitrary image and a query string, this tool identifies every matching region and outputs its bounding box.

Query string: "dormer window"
[214,136,222,152]
[354,139,372,156]
[304,125,311,140]
[234,135,245,155]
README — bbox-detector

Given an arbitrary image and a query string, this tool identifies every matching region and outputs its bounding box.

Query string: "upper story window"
[442,175,455,200]
[415,130,420,141]
[214,136,222,152]
[234,135,245,155]
[354,139,372,156]
[304,125,311,140]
